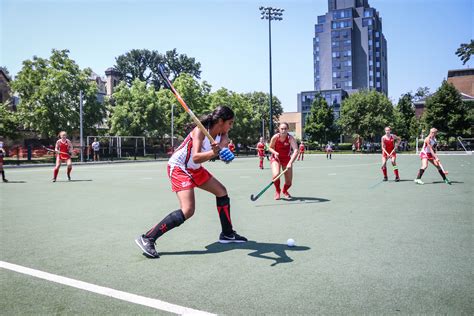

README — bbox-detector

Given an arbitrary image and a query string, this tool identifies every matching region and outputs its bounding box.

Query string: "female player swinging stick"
[135,106,247,258]
[414,127,451,185]
[52,131,74,182]
[381,126,401,182]
[268,122,299,200]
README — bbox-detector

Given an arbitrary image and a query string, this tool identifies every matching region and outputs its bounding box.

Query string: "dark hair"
[200,105,234,129]
[279,122,289,129]
[185,106,234,133]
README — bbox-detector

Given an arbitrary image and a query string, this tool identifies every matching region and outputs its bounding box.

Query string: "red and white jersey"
[168,133,221,171]
[273,134,292,160]
[228,143,235,153]
[299,144,305,152]
[257,142,265,157]
[56,139,72,159]
[382,134,396,153]
[422,137,437,154]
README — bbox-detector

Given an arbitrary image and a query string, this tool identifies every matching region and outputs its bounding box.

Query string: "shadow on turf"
[255,196,330,207]
[426,180,463,185]
[54,179,93,182]
[2,180,27,183]
[159,241,311,266]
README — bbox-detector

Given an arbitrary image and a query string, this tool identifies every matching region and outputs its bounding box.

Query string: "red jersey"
[382,135,395,154]
[228,143,235,153]
[273,134,291,162]
[299,144,305,153]
[257,142,265,157]
[56,139,72,160]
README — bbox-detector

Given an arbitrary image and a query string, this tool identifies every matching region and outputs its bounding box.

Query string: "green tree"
[208,88,256,145]
[414,87,430,101]
[393,93,416,140]
[0,102,20,139]
[241,91,283,139]
[456,40,474,65]
[338,90,395,140]
[108,79,167,137]
[11,49,105,138]
[304,94,336,144]
[423,80,470,138]
[159,73,211,138]
[114,48,201,90]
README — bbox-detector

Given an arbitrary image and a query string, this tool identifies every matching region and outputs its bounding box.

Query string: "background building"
[278,112,303,140]
[314,0,388,94]
[298,0,388,139]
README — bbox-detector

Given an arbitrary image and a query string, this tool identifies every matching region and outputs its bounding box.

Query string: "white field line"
[0,261,215,316]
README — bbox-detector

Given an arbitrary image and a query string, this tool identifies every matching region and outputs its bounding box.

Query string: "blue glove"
[219,148,234,163]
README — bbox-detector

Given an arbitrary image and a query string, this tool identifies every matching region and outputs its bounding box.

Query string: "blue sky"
[1,0,472,112]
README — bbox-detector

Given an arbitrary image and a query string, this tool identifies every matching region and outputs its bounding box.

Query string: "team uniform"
[381,134,400,181]
[257,142,265,169]
[0,145,7,182]
[325,144,333,160]
[271,134,292,168]
[135,127,247,259]
[420,137,437,160]
[228,143,235,153]
[167,133,219,192]
[53,139,73,181]
[415,135,450,185]
[297,144,305,161]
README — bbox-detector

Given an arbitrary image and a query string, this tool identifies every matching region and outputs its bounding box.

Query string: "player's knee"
[181,207,195,219]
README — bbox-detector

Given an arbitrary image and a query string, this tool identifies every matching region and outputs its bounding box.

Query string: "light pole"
[259,6,284,138]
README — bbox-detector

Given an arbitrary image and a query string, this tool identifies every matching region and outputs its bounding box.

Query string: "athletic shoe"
[383,177,388,181]
[414,179,424,185]
[135,235,159,258]
[52,178,56,182]
[444,178,452,185]
[2,179,8,182]
[282,190,292,199]
[274,191,281,200]
[219,231,248,244]
[395,177,400,182]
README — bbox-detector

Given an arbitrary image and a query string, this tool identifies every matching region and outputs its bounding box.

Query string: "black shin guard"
[145,209,185,241]
[1,170,5,180]
[216,195,233,235]
[437,168,447,180]
[417,169,425,179]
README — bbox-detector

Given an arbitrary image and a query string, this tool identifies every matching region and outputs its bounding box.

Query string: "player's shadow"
[160,241,310,266]
[283,196,330,203]
[54,179,93,182]
[256,196,330,207]
[427,181,464,185]
[2,180,27,183]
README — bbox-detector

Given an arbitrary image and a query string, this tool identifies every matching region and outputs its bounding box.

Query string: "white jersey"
[169,132,221,170]
[92,142,100,151]
[422,137,437,154]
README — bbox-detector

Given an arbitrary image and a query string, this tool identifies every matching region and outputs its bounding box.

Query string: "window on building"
[364,9,373,17]
[362,18,373,26]
[376,41,380,48]
[316,56,320,61]
[333,72,339,78]
[318,15,326,23]
[342,30,349,38]
[376,31,380,37]
[376,82,381,88]
[345,81,352,87]
[315,37,319,43]
[332,52,340,58]
[368,39,373,46]
[316,24,324,33]
[376,62,380,67]
[377,72,381,77]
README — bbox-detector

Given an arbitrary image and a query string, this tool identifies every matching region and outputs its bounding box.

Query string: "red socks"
[274,179,281,192]
[381,166,387,177]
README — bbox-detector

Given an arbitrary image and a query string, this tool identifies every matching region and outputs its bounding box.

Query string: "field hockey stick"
[42,146,70,156]
[250,168,288,201]
[158,64,215,144]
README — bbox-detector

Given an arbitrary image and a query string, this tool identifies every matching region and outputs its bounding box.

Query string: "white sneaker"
[414,179,424,185]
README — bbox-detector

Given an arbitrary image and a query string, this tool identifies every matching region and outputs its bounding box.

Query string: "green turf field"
[1,154,472,314]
